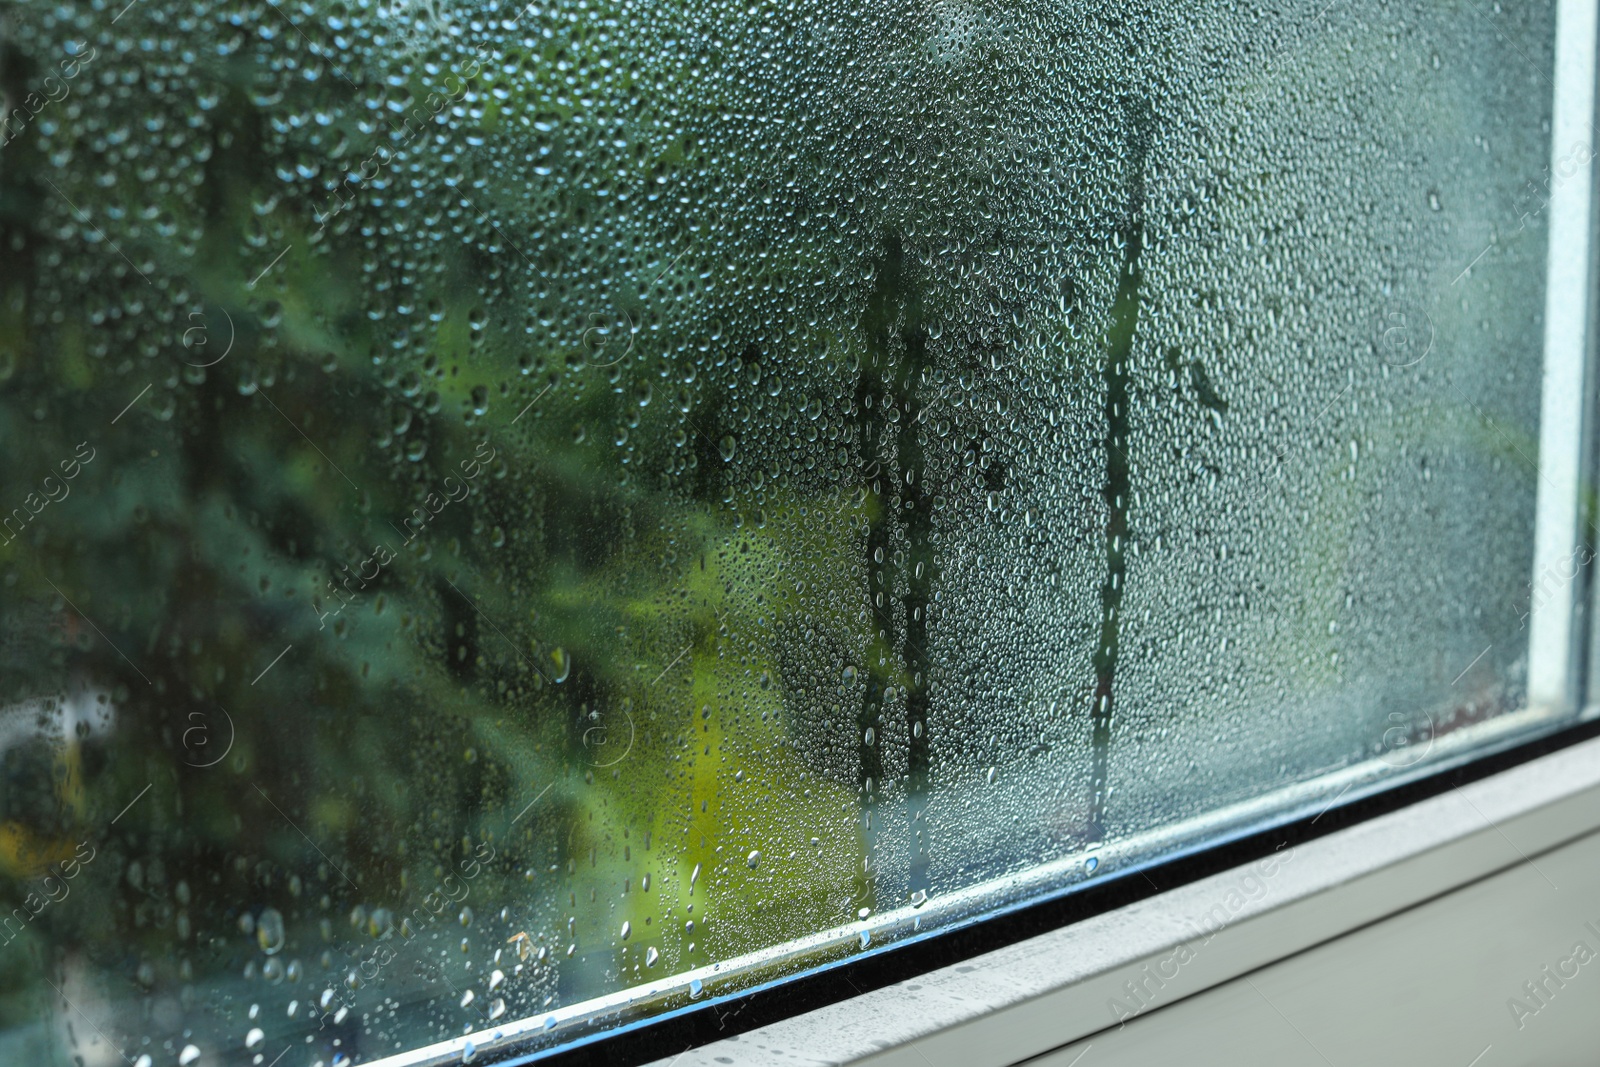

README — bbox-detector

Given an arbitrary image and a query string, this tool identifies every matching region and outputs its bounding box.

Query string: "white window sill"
[655,728,1600,1067]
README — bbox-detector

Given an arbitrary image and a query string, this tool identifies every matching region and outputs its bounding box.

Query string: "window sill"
[655,728,1600,1067]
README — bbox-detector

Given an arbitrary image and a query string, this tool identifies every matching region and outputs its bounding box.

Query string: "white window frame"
[661,1,1600,1061]
[1532,0,1599,711]
[366,3,1600,1064]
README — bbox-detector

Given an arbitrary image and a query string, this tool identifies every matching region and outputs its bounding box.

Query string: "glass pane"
[0,1,1572,1063]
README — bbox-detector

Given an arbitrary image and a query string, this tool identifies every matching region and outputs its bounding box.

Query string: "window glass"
[0,1,1569,1064]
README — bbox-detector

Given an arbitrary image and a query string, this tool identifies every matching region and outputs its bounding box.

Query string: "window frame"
[1532,0,1600,711]
[351,1,1600,1063]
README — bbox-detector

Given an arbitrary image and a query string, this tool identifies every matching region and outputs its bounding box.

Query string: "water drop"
[257,908,286,955]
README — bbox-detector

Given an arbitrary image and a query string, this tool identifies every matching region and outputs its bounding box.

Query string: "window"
[0,2,1589,1066]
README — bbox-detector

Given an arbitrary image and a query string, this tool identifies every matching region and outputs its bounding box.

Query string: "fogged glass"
[0,1,1565,1063]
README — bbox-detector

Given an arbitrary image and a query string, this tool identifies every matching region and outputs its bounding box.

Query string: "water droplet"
[256,908,286,955]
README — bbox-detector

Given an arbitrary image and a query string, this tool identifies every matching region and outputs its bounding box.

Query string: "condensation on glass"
[0,1,1572,1063]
